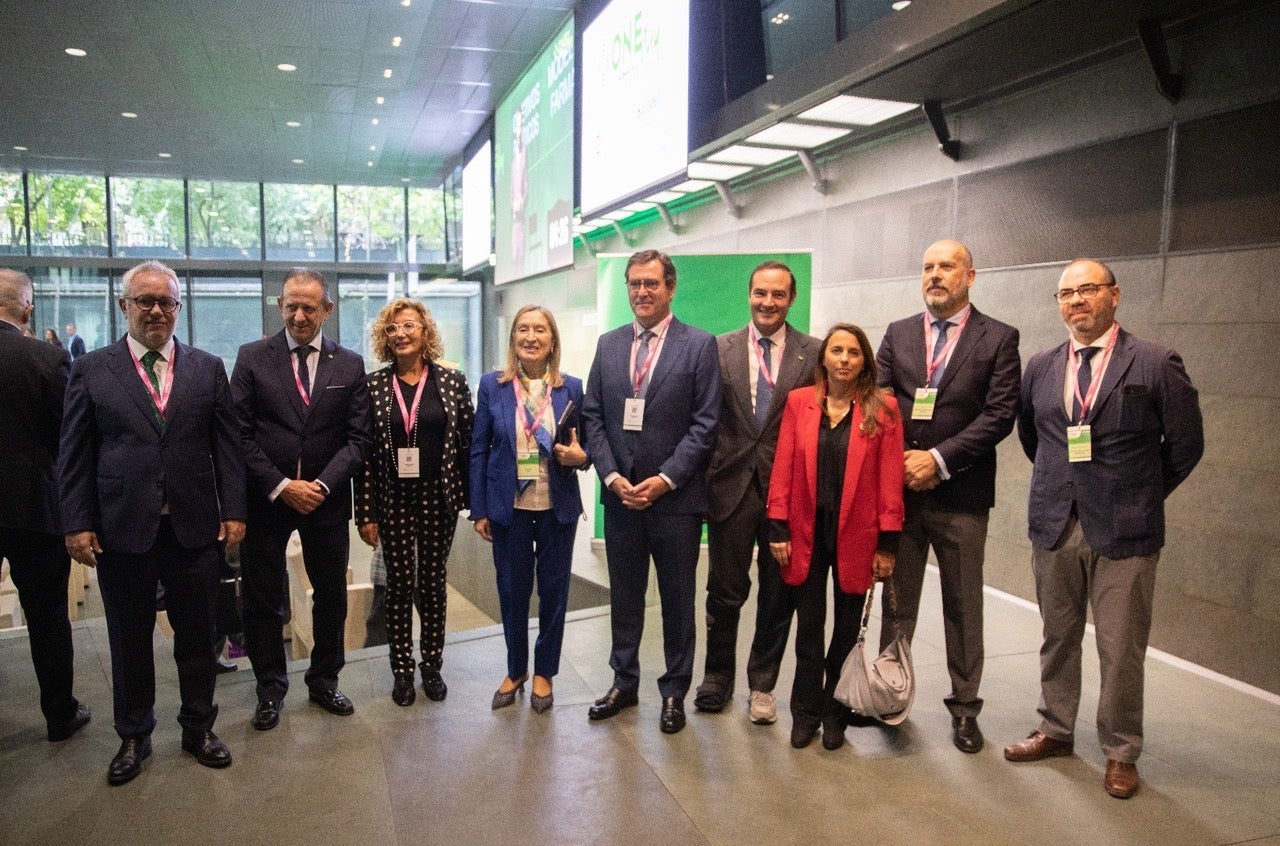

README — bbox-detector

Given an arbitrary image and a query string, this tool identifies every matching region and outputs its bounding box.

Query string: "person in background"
[470,305,589,713]
[44,327,63,348]
[768,323,904,751]
[64,322,85,359]
[356,299,473,706]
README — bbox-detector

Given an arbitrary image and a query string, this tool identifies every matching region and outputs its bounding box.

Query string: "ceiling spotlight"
[121,111,138,118]
[770,13,790,24]
[292,158,304,164]
[383,68,393,78]
[371,118,379,125]
[400,0,410,6]
[367,161,374,167]
[391,36,402,47]
[369,145,377,151]
[375,96,385,105]
[285,120,301,128]
[277,62,297,72]
[158,152,172,158]
[65,47,87,57]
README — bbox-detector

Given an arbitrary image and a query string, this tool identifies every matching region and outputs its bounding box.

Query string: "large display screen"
[494,19,575,285]
[580,0,690,218]
[461,140,492,272]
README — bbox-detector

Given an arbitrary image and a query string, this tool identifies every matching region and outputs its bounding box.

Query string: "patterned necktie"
[1073,346,1099,422]
[295,345,313,405]
[928,319,950,388]
[755,336,774,427]
[141,350,164,426]
[634,329,655,395]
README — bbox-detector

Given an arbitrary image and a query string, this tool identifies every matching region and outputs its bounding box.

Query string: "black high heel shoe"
[491,675,527,710]
[530,676,554,713]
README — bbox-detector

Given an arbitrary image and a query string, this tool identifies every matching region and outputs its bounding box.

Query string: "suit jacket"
[0,320,70,534]
[68,333,86,359]
[767,387,905,595]
[582,316,721,516]
[1018,327,1203,559]
[230,330,370,528]
[59,337,247,554]
[355,362,474,522]
[706,324,820,523]
[876,305,1021,512]
[469,370,585,527]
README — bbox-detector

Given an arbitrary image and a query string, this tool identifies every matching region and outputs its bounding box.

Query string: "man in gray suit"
[1004,259,1203,799]
[694,260,818,725]
[876,240,1020,753]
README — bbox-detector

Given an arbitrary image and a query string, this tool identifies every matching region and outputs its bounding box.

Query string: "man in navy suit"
[1004,259,1203,799]
[0,269,90,742]
[876,240,1020,753]
[61,260,246,785]
[582,249,720,733]
[64,322,86,359]
[231,269,370,730]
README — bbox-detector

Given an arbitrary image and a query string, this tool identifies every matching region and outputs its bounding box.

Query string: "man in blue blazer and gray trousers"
[1004,259,1203,800]
[582,249,720,734]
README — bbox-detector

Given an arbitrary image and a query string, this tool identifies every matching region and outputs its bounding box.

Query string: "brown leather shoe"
[1104,759,1140,798]
[1003,731,1074,762]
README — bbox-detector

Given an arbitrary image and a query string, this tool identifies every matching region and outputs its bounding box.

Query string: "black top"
[814,403,853,559]
[392,363,447,481]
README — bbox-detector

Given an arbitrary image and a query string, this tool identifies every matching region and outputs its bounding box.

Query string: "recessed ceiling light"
[292,158,304,164]
[770,12,790,24]
[369,145,377,151]
[121,111,138,118]
[65,47,87,57]
[158,152,172,158]
[892,0,911,9]
[383,68,393,78]
[375,96,385,105]
[13,145,28,151]
[371,118,379,125]
[400,0,410,6]
[285,120,301,128]
[367,161,374,167]
[277,62,297,72]
[391,36,402,47]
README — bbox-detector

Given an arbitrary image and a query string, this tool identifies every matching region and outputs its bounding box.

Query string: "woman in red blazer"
[767,323,904,751]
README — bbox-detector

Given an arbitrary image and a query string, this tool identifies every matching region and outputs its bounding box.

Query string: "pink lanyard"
[513,377,553,446]
[631,314,672,396]
[923,309,970,385]
[1068,325,1119,423]
[391,368,429,442]
[130,346,175,418]
[749,326,782,390]
[291,347,312,406]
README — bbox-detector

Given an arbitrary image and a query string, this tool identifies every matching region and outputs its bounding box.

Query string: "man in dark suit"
[64,322,86,359]
[1004,259,1203,799]
[0,269,91,742]
[582,249,720,734]
[231,268,370,729]
[694,260,818,724]
[876,240,1021,753]
[61,260,246,785]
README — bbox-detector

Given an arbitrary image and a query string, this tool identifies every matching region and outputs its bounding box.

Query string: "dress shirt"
[749,323,786,417]
[924,304,971,481]
[269,331,330,501]
[1062,323,1119,419]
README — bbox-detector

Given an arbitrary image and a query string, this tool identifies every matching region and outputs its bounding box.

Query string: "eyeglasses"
[1054,282,1115,302]
[626,279,663,293]
[125,295,181,314]
[383,320,423,336]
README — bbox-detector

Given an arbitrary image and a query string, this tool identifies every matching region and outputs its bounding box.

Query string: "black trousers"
[96,518,219,739]
[241,516,350,701]
[0,527,79,728]
[786,549,863,727]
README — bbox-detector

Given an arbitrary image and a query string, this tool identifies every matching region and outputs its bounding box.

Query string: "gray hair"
[121,260,181,299]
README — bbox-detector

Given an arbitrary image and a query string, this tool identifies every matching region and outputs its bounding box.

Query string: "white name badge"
[623,397,645,431]
[516,450,540,480]
[911,387,938,420]
[397,447,421,478]
[1067,425,1092,462]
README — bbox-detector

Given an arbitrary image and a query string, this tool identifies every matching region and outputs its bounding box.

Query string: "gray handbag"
[834,579,915,725]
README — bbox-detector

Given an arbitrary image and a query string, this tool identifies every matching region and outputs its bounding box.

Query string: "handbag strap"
[855,578,901,648]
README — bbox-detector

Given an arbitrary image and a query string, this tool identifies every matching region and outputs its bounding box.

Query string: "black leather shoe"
[309,687,355,716]
[392,677,416,706]
[790,721,819,749]
[107,736,151,785]
[821,716,845,750]
[587,687,638,720]
[251,699,281,731]
[953,716,984,753]
[659,697,686,734]
[422,670,448,702]
[692,681,729,713]
[215,658,239,675]
[48,703,92,742]
[181,730,232,769]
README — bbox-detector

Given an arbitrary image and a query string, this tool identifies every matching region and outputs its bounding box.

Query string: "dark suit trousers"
[704,479,791,693]
[0,527,79,727]
[241,515,350,701]
[96,518,219,739]
[786,548,862,726]
[881,501,988,717]
[490,509,575,679]
[603,501,701,699]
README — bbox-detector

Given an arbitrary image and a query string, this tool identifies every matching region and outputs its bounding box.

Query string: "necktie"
[755,336,774,427]
[1072,346,1098,422]
[634,329,654,395]
[928,319,950,388]
[295,345,313,405]
[141,350,164,426]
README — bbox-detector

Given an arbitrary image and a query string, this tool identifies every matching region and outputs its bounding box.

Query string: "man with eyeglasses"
[582,249,720,734]
[230,269,370,731]
[60,260,247,785]
[1004,258,1203,799]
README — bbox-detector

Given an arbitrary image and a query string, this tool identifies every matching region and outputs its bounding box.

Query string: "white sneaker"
[748,690,777,725]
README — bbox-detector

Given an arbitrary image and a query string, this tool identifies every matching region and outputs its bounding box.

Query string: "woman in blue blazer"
[470,306,589,713]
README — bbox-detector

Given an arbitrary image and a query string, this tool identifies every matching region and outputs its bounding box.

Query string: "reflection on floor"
[1,561,1278,846]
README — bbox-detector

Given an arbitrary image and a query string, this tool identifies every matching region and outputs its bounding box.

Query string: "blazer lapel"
[1050,342,1072,424]
[1087,329,1135,423]
[303,336,339,423]
[771,325,812,420]
[107,339,164,437]
[643,318,680,397]
[937,315,986,392]
[723,329,755,430]
[903,315,929,390]
[499,376,518,448]
[840,405,869,528]
[274,333,308,425]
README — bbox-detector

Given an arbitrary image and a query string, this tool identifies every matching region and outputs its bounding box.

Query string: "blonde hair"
[813,322,897,437]
[498,305,563,387]
[370,298,444,364]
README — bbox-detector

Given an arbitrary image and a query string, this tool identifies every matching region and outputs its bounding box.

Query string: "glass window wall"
[189,180,262,260]
[2,171,26,255]
[337,274,401,372]
[265,183,335,262]
[189,273,264,374]
[111,176,186,258]
[409,187,446,264]
[29,266,115,352]
[28,173,109,256]
[338,185,405,263]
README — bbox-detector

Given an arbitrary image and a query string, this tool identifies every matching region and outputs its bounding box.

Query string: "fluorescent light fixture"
[686,162,753,181]
[601,210,630,221]
[582,218,611,230]
[121,111,138,118]
[13,145,28,151]
[671,179,714,193]
[277,63,297,72]
[797,94,917,126]
[706,144,795,166]
[158,152,172,158]
[292,158,304,164]
[646,190,686,203]
[622,202,654,213]
[285,120,301,127]
[65,47,86,57]
[460,81,490,87]
[746,122,851,148]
